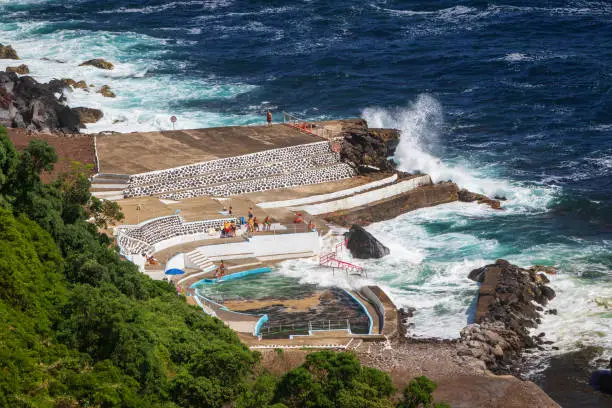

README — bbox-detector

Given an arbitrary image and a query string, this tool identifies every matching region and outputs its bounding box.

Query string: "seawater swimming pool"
[193,269,370,338]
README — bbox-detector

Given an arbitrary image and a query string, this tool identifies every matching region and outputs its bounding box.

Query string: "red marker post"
[170,115,177,130]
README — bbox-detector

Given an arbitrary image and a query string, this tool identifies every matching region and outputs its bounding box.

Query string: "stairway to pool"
[90,173,130,201]
[119,141,355,201]
[185,250,216,272]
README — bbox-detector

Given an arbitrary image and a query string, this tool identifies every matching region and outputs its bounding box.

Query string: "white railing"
[282,112,334,141]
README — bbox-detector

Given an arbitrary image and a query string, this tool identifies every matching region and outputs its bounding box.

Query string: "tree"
[273,352,395,408]
[88,196,125,229]
[397,376,450,408]
[0,126,17,191]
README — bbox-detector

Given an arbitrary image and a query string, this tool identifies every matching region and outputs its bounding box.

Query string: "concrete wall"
[116,215,237,255]
[257,174,398,209]
[361,286,386,334]
[191,232,321,260]
[129,141,332,187]
[165,253,185,273]
[296,175,432,215]
[325,181,459,227]
[161,163,356,200]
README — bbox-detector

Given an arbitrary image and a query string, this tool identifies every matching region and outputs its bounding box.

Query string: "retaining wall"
[116,215,237,255]
[129,141,332,187]
[360,286,386,334]
[257,174,398,209]
[161,163,356,200]
[295,175,432,215]
[189,232,321,260]
[124,152,340,198]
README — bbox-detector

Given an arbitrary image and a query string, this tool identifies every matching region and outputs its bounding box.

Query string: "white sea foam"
[361,95,556,212]
[98,0,233,15]
[0,21,260,133]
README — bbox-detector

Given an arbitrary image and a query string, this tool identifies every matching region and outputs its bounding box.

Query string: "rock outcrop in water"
[457,260,556,373]
[62,78,90,90]
[97,85,116,98]
[339,119,399,173]
[73,107,103,124]
[6,64,30,75]
[458,188,502,209]
[79,58,114,70]
[0,71,81,132]
[0,44,19,59]
[344,224,390,259]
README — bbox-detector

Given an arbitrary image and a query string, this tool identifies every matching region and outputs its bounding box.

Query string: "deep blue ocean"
[1,0,611,404]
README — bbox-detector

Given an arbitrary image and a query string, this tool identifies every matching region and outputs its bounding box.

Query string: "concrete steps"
[185,250,216,271]
[90,173,130,201]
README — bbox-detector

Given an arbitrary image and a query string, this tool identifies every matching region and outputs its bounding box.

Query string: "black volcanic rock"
[0,71,81,132]
[344,224,390,259]
[339,119,399,174]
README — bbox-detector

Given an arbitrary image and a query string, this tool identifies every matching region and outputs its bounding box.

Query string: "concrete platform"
[96,124,322,175]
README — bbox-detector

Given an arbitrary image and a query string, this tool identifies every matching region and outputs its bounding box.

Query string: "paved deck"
[96,124,322,175]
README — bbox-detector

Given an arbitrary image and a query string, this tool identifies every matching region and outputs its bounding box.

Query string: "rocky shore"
[0,43,106,132]
[455,260,557,374]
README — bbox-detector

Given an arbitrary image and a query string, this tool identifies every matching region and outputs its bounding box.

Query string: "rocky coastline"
[1,42,565,406]
[456,260,557,374]
[0,43,106,132]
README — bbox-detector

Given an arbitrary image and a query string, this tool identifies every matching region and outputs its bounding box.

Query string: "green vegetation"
[0,126,450,407]
[397,376,450,408]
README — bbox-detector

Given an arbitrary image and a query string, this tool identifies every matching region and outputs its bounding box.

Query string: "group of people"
[219,207,273,237]
[220,220,238,238]
[293,212,317,232]
[246,207,272,233]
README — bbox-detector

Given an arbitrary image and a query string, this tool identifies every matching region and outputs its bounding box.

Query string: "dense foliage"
[0,127,257,407]
[0,126,449,408]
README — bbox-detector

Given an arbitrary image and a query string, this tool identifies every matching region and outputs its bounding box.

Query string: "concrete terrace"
[96,124,321,175]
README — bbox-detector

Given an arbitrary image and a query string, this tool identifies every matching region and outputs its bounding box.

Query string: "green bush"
[397,375,450,408]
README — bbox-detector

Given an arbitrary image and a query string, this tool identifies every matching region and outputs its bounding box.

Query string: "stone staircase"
[122,141,355,201]
[185,250,216,272]
[90,173,130,201]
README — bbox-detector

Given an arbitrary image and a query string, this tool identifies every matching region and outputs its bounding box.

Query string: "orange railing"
[282,112,334,141]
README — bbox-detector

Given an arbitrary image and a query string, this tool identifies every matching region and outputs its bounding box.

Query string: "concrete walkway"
[96,124,322,174]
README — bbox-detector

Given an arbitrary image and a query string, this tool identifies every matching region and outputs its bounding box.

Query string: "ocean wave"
[500,52,572,63]
[362,95,557,212]
[0,19,261,133]
[97,0,233,15]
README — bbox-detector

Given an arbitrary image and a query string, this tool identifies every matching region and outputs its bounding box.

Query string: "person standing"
[266,110,272,126]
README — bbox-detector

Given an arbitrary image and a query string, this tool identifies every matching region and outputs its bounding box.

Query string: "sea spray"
[362,94,512,196]
[362,95,557,212]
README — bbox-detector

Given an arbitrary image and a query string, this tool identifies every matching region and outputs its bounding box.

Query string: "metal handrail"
[282,112,334,141]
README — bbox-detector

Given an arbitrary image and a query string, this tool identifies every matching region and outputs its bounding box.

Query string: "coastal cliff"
[337,118,400,173]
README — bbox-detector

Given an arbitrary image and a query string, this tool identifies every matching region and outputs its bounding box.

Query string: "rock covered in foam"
[79,58,114,70]
[5,64,29,75]
[459,259,557,372]
[0,44,19,59]
[0,71,82,132]
[97,85,116,98]
[344,224,390,259]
